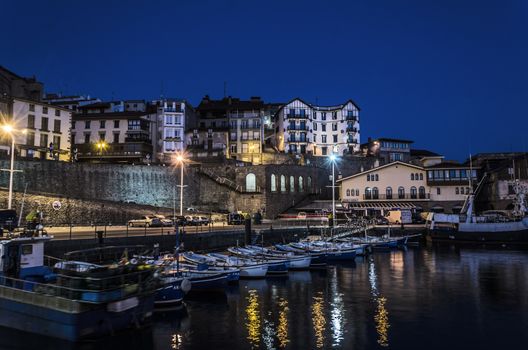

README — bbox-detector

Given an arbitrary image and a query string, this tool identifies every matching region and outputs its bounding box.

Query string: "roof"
[197,96,265,112]
[425,161,479,169]
[410,149,441,157]
[276,97,361,114]
[374,137,414,144]
[79,102,112,109]
[336,161,425,183]
[72,111,152,120]
[12,97,72,112]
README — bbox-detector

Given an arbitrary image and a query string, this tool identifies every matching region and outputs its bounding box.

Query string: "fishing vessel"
[427,177,528,243]
[0,237,158,341]
[183,252,268,278]
[245,245,312,269]
[227,247,289,274]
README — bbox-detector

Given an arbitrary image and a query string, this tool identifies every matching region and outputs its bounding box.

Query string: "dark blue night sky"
[3,0,527,160]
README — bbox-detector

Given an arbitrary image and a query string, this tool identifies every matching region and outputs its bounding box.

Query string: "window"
[54,120,61,133]
[99,132,105,141]
[84,133,90,143]
[455,187,459,195]
[332,123,337,131]
[411,173,415,180]
[72,121,76,129]
[419,186,426,199]
[346,189,351,196]
[367,174,370,181]
[322,147,327,155]
[365,187,372,200]
[271,174,277,192]
[100,120,106,129]
[466,187,470,194]
[390,153,403,161]
[26,132,35,146]
[372,187,379,199]
[245,173,256,192]
[42,106,48,114]
[375,174,379,181]
[410,186,417,199]
[39,134,48,147]
[356,189,359,196]
[333,135,338,143]
[322,124,326,132]
[29,104,35,112]
[290,176,295,192]
[322,135,327,143]
[419,173,423,180]
[280,175,286,192]
[27,115,35,129]
[21,245,33,255]
[113,133,120,143]
[386,187,393,199]
[437,187,441,195]
[321,113,326,121]
[298,176,304,192]
[53,136,61,149]
[85,120,91,129]
[41,117,49,131]
[307,176,312,192]
[313,122,317,131]
[332,112,337,120]
[54,109,61,117]
[398,187,405,199]
[242,143,248,153]
[114,120,120,128]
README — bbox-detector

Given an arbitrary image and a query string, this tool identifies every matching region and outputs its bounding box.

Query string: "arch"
[246,173,256,192]
[375,174,379,181]
[410,186,417,199]
[355,189,359,196]
[298,176,304,192]
[419,186,426,199]
[419,173,423,180]
[367,174,370,181]
[372,187,379,199]
[307,176,312,192]
[386,186,393,199]
[290,176,295,192]
[271,174,277,192]
[398,186,405,199]
[411,173,415,180]
[280,175,286,192]
[346,189,351,196]
[365,187,372,200]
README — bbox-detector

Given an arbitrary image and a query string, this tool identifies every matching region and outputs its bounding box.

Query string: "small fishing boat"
[275,244,328,267]
[245,245,312,269]
[188,252,269,278]
[291,241,357,262]
[227,247,289,274]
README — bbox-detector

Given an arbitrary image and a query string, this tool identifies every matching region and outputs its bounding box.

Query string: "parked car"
[127,215,162,227]
[186,207,197,212]
[185,215,200,226]
[196,216,210,225]
[154,215,173,227]
[169,215,188,226]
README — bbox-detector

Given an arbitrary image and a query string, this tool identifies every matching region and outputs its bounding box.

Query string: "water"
[2,246,527,349]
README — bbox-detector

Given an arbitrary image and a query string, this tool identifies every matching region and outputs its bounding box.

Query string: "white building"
[43,93,101,112]
[2,98,72,161]
[151,99,195,162]
[275,98,360,157]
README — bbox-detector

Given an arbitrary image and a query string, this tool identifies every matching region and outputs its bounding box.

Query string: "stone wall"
[0,160,331,219]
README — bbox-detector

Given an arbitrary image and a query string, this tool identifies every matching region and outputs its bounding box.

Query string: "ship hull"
[427,227,528,244]
[0,293,154,342]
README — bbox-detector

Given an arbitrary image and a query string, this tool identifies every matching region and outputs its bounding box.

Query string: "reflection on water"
[245,289,261,348]
[277,298,289,348]
[312,292,326,348]
[369,257,390,347]
[329,268,345,346]
[170,333,182,350]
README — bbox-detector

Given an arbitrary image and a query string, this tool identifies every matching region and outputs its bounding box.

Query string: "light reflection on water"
[369,257,390,347]
[245,289,261,348]
[277,298,289,348]
[329,268,345,346]
[312,291,327,348]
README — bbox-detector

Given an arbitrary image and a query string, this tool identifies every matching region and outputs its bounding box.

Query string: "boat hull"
[326,249,356,262]
[0,293,154,342]
[428,227,528,244]
[240,264,268,278]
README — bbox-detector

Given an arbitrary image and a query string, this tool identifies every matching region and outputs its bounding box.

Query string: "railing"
[163,107,183,113]
[362,193,430,200]
[287,126,309,131]
[240,124,261,129]
[345,116,358,121]
[346,127,357,133]
[288,137,309,143]
[286,114,309,119]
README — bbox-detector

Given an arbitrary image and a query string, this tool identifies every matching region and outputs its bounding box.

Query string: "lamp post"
[176,154,185,216]
[329,153,337,228]
[96,141,107,162]
[1,124,26,210]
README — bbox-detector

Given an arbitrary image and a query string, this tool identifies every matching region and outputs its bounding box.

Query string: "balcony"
[240,124,261,130]
[75,142,152,159]
[286,114,309,120]
[362,193,430,200]
[287,125,309,131]
[346,115,358,122]
[346,127,358,133]
[288,137,310,143]
[163,107,183,113]
[346,138,358,144]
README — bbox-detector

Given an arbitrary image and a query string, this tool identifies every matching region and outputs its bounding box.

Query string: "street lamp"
[329,153,337,227]
[96,141,107,161]
[174,152,187,216]
[1,124,26,210]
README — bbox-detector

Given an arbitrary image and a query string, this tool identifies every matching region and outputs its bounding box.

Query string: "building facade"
[361,137,413,164]
[275,98,360,157]
[338,160,478,215]
[0,66,43,101]
[2,98,72,161]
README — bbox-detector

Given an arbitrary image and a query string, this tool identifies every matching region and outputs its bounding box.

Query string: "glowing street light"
[96,140,107,161]
[1,124,25,210]
[173,152,187,216]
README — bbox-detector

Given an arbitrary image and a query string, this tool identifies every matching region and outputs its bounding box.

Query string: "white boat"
[245,245,311,269]
[185,252,268,278]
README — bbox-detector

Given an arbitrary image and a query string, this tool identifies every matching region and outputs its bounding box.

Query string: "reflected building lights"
[171,333,183,350]
[330,269,345,346]
[369,258,390,347]
[246,289,261,348]
[312,292,326,348]
[263,319,275,350]
[277,298,290,348]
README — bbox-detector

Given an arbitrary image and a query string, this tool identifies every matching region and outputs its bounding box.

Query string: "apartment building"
[275,98,360,157]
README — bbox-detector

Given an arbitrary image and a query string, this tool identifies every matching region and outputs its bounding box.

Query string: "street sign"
[52,201,62,210]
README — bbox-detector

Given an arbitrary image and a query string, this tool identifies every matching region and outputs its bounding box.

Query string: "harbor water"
[1,245,527,349]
